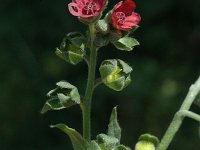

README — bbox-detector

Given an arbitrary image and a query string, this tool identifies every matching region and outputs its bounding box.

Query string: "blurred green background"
[0,0,200,149]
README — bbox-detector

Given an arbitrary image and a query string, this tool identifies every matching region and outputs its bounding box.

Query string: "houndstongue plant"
[41,0,200,150]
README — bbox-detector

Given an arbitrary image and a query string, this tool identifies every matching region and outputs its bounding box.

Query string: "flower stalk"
[157,76,200,150]
[82,23,97,141]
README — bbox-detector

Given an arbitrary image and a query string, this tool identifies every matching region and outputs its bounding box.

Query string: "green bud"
[96,19,110,34]
[99,59,132,91]
[135,134,159,150]
[55,32,86,65]
[41,81,80,114]
[135,141,155,150]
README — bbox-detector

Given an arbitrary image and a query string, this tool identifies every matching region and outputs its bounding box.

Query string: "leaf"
[108,107,121,142]
[113,37,139,51]
[41,98,75,114]
[50,124,88,150]
[97,133,119,148]
[87,141,101,150]
[41,81,80,114]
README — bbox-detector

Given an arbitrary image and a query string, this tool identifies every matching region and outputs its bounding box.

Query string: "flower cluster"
[68,0,141,31]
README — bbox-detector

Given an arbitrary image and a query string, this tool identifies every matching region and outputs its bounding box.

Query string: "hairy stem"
[82,23,97,141]
[157,76,200,150]
[178,110,200,122]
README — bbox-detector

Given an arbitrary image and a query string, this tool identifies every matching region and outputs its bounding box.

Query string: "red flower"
[111,0,141,31]
[68,0,107,19]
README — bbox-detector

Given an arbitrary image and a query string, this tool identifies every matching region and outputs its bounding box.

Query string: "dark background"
[0,0,200,149]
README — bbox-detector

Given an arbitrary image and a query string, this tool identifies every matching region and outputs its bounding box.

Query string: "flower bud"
[55,32,86,65]
[96,19,110,34]
[99,59,132,91]
[41,81,80,114]
[135,141,155,150]
[135,134,159,150]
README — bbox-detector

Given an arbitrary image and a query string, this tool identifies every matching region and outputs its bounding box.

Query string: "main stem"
[157,76,200,150]
[82,23,97,141]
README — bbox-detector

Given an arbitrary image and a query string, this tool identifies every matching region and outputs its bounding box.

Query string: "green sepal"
[99,59,133,91]
[108,107,121,142]
[87,141,101,150]
[96,19,110,34]
[138,134,159,147]
[113,37,139,51]
[56,32,86,65]
[50,124,88,150]
[124,25,140,36]
[41,81,80,114]
[97,134,119,148]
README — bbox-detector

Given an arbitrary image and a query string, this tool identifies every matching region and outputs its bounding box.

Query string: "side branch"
[178,110,200,123]
[157,76,200,150]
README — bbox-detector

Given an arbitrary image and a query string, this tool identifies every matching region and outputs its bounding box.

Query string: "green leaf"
[113,37,139,51]
[87,141,101,150]
[108,107,121,142]
[138,134,159,147]
[41,81,80,114]
[41,98,75,114]
[50,124,87,150]
[97,134,119,148]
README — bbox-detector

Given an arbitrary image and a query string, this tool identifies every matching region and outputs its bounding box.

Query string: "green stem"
[157,76,200,150]
[82,23,97,141]
[178,110,200,122]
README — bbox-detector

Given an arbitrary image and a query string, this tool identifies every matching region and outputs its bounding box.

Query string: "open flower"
[68,0,107,19]
[111,0,141,31]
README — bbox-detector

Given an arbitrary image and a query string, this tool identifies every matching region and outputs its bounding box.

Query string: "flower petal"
[125,12,141,26]
[68,2,82,16]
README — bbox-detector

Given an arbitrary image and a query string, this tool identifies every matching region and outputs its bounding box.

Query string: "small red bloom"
[68,0,107,19]
[111,0,141,31]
